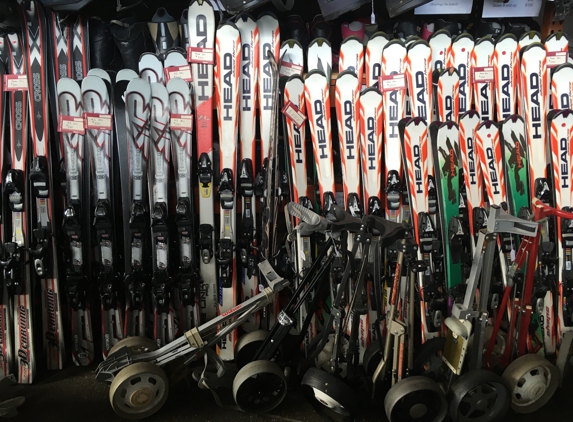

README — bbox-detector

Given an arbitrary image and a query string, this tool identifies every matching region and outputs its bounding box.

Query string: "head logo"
[314,99,327,159]
[194,14,209,102]
[560,135,569,188]
[480,83,490,121]
[458,63,467,112]
[241,41,251,111]
[444,94,453,122]
[500,64,511,118]
[222,51,233,121]
[528,72,541,139]
[413,144,423,193]
[367,116,376,169]
[261,43,272,111]
[387,90,399,139]
[343,100,355,159]
[466,136,477,185]
[486,146,500,194]
[415,70,427,119]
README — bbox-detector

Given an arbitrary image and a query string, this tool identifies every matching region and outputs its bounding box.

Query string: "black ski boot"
[148,7,180,60]
[281,14,309,49]
[89,17,123,71]
[110,16,154,71]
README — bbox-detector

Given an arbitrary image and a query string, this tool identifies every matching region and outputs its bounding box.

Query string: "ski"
[21,0,65,370]
[493,33,518,121]
[365,32,390,88]
[71,15,89,81]
[149,82,174,347]
[307,38,331,81]
[500,115,529,217]
[235,14,260,332]
[428,29,451,73]
[551,63,573,109]
[214,22,240,360]
[544,31,568,110]
[434,67,459,123]
[447,33,474,116]
[188,0,217,323]
[338,36,364,79]
[139,52,165,85]
[279,39,303,78]
[471,36,495,123]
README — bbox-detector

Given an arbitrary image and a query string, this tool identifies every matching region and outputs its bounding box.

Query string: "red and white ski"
[365,32,390,87]
[338,36,364,80]
[447,33,474,116]
[493,33,518,121]
[471,36,495,123]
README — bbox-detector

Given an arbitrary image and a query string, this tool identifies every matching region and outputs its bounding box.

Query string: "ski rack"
[95,260,288,384]
[443,205,538,374]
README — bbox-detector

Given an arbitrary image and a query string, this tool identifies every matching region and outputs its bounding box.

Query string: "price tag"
[378,73,407,92]
[472,66,494,83]
[281,101,307,129]
[164,65,193,82]
[170,113,193,132]
[547,51,568,68]
[415,0,473,15]
[3,74,28,91]
[84,113,113,130]
[279,61,304,78]
[482,0,541,18]
[58,115,85,134]
[187,47,214,65]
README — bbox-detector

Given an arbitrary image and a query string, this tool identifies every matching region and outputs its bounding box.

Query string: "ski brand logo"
[372,62,381,83]
[343,100,356,159]
[486,147,500,194]
[444,95,453,122]
[314,99,328,159]
[500,64,511,117]
[367,116,376,170]
[560,136,569,188]
[458,63,467,112]
[222,51,234,121]
[194,14,210,102]
[18,306,29,369]
[241,41,252,111]
[528,73,542,139]
[46,289,58,346]
[415,68,427,119]
[387,90,399,139]
[515,134,524,169]
[449,148,456,177]
[32,73,41,103]
[559,93,570,109]
[413,144,423,193]
[293,116,303,163]
[480,84,490,121]
[261,43,273,111]
[465,136,477,185]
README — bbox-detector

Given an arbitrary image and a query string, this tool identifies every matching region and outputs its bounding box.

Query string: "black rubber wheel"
[233,360,287,413]
[234,330,269,370]
[449,370,510,422]
[363,340,383,378]
[301,367,358,416]
[413,337,449,382]
[384,376,447,422]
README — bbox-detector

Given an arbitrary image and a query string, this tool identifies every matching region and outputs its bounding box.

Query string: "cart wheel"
[108,336,159,358]
[301,367,358,416]
[109,362,169,420]
[233,360,287,413]
[467,327,506,365]
[363,340,383,378]
[449,369,510,422]
[235,330,269,369]
[413,337,448,382]
[502,354,559,414]
[384,376,447,422]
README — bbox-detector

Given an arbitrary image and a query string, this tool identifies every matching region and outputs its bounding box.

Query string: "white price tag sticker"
[170,113,193,132]
[281,101,307,129]
[58,115,85,134]
[482,0,541,18]
[187,47,214,65]
[547,51,568,68]
[3,74,28,91]
[279,61,304,78]
[84,113,113,130]
[164,65,193,82]
[472,66,494,83]
[379,73,406,92]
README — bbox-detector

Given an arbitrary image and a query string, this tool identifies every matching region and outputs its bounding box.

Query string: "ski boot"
[89,17,123,71]
[110,16,154,71]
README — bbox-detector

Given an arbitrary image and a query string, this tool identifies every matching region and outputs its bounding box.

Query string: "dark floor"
[2,363,573,422]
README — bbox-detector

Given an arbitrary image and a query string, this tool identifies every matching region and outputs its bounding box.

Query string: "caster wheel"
[110,362,169,420]
[363,340,383,378]
[502,354,559,414]
[108,336,158,358]
[449,369,510,422]
[301,367,358,416]
[235,330,269,369]
[384,376,447,422]
[233,360,287,413]
[413,337,449,382]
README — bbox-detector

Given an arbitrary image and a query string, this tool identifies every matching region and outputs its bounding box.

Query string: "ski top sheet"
[400,117,440,342]
[471,36,495,123]
[406,40,432,124]
[551,63,573,110]
[447,33,474,116]
[335,70,361,215]
[57,77,93,367]
[430,121,462,290]
[164,49,191,85]
[307,37,332,82]
[521,42,549,201]
[81,74,123,357]
[139,52,165,85]
[167,77,198,331]
[279,39,304,78]
[382,39,407,222]
[359,87,383,216]
[548,109,573,341]
[149,82,174,347]
[517,31,542,115]
[365,32,390,88]
[545,31,569,110]
[338,36,364,81]
[71,15,89,81]
[475,121,506,206]
[493,33,518,121]
[215,21,240,361]
[434,67,460,123]
[124,78,152,338]
[21,0,65,371]
[458,110,484,247]
[500,114,529,216]
[234,13,260,333]
[6,32,35,384]
[188,0,217,323]
[428,29,451,73]
[257,12,280,167]
[305,69,335,212]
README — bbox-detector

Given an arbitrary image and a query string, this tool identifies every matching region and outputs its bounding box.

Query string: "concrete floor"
[2,363,572,422]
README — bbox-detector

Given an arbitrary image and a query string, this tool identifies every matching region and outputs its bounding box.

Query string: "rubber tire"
[233,360,287,413]
[363,340,383,378]
[234,330,269,369]
[384,376,447,422]
[301,367,358,416]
